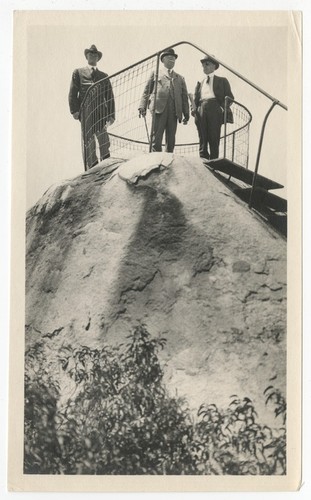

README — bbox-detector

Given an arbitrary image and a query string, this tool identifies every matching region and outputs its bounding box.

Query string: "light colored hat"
[200,55,219,70]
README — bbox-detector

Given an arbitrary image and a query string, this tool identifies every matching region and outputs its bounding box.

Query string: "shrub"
[24,326,286,475]
[24,343,62,473]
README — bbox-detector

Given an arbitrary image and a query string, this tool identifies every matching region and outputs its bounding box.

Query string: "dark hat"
[160,48,178,62]
[200,54,219,70]
[84,44,102,61]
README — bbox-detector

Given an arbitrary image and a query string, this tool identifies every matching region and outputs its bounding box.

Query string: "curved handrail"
[108,97,252,148]
[81,40,287,112]
[159,41,287,111]
[224,97,253,134]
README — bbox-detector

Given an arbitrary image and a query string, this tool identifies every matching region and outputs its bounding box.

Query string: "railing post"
[232,132,235,162]
[80,106,87,171]
[249,100,279,208]
[149,54,160,153]
[246,125,250,170]
[223,96,228,159]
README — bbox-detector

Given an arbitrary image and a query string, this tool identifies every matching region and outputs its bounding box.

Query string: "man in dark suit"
[69,45,115,169]
[191,55,234,160]
[138,48,189,153]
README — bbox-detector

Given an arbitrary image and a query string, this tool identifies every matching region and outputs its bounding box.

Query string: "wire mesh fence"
[80,50,252,170]
[222,99,252,168]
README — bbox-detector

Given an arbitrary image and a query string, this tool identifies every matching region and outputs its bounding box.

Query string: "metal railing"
[105,98,252,168]
[222,97,252,168]
[80,41,287,207]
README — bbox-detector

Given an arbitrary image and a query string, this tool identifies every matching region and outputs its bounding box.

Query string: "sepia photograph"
[4,5,304,494]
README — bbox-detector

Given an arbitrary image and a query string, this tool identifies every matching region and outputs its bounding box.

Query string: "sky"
[23,10,292,208]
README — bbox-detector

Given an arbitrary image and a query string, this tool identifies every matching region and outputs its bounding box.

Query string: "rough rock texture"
[26,153,286,424]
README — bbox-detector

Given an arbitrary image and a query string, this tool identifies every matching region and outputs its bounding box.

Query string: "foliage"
[195,393,286,475]
[24,342,62,473]
[264,385,287,424]
[24,326,286,475]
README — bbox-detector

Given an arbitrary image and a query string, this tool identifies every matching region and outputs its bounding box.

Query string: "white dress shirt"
[160,67,174,79]
[200,73,216,100]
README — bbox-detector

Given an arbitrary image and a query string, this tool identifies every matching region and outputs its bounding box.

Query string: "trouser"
[152,97,178,153]
[195,99,223,160]
[86,127,110,169]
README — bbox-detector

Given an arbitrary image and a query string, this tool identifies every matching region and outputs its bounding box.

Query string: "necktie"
[207,76,210,84]
[91,67,96,81]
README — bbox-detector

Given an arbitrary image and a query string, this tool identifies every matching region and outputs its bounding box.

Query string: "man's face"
[86,52,99,66]
[202,60,216,75]
[162,55,176,70]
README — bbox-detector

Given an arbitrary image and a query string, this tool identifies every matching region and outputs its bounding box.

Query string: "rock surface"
[26,153,286,424]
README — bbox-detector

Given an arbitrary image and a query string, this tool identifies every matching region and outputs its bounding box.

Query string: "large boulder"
[26,153,286,423]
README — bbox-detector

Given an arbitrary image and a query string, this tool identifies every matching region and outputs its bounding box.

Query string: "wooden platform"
[206,158,284,191]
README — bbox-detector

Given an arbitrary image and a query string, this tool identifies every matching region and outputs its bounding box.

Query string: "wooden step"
[266,212,287,238]
[233,187,287,212]
[205,158,284,191]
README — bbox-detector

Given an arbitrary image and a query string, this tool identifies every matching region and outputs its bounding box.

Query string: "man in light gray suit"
[138,48,189,153]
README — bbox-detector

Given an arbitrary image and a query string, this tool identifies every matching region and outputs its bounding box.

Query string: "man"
[69,44,115,169]
[191,55,234,160]
[138,48,189,153]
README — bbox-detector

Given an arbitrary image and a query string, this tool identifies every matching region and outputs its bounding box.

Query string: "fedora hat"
[200,54,219,70]
[160,48,178,62]
[84,44,102,61]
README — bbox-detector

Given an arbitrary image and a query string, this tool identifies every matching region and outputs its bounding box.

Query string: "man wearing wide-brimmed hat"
[69,45,115,169]
[190,54,234,160]
[139,47,189,153]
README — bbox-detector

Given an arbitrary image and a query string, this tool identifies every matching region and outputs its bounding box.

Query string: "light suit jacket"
[139,69,189,122]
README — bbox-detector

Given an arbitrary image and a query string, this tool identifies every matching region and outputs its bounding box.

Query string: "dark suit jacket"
[194,75,234,123]
[139,70,189,122]
[69,66,115,127]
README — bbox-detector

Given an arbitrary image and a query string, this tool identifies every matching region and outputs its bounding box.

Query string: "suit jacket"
[194,75,234,123]
[139,70,189,122]
[68,66,115,126]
